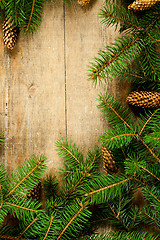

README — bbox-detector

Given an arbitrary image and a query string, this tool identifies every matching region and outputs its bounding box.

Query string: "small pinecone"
[27,182,42,201]
[78,0,91,6]
[2,18,19,50]
[101,147,118,174]
[128,0,159,11]
[126,91,160,108]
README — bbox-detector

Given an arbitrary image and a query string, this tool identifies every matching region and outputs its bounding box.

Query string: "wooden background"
[0,0,119,176]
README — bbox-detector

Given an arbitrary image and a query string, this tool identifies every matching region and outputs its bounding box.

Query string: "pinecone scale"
[128,0,159,11]
[101,147,118,174]
[126,91,160,108]
[78,0,91,6]
[2,19,19,50]
[27,182,42,201]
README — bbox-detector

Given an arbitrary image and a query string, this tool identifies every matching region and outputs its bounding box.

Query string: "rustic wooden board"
[0,0,119,175]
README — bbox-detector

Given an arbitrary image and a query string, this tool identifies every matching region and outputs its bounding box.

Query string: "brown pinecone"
[128,0,159,11]
[78,0,91,6]
[27,182,42,201]
[101,147,118,174]
[2,18,19,50]
[126,91,160,108]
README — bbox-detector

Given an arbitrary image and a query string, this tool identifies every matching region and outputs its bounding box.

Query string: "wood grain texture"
[0,0,119,175]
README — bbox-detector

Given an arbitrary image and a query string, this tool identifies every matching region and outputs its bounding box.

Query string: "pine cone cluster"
[128,0,159,11]
[101,147,118,174]
[77,0,91,6]
[2,18,19,50]
[27,182,42,201]
[126,91,160,108]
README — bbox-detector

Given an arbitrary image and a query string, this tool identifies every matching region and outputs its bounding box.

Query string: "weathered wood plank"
[0,0,119,175]
[65,1,119,154]
[0,1,66,174]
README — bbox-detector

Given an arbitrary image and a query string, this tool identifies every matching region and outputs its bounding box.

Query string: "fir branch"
[98,94,132,129]
[25,0,35,32]
[130,211,137,230]
[6,155,47,197]
[6,202,37,212]
[56,204,85,240]
[145,212,160,225]
[56,139,83,168]
[0,132,5,145]
[140,166,160,182]
[137,136,160,164]
[99,127,137,149]
[43,216,54,240]
[6,162,40,197]
[148,191,160,204]
[61,145,81,165]
[89,3,160,84]
[110,133,136,141]
[18,217,38,238]
[107,201,129,231]
[99,4,141,33]
[139,109,158,136]
[89,35,142,83]
[65,171,88,199]
[19,0,45,33]
[118,71,154,82]
[84,176,133,197]
[148,32,160,42]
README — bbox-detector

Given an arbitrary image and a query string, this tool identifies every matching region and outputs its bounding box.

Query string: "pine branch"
[143,186,160,205]
[3,0,24,25]
[85,177,132,196]
[97,94,133,129]
[43,216,54,240]
[99,129,137,149]
[88,1,160,85]
[5,155,47,198]
[84,174,133,204]
[6,201,37,213]
[141,166,160,182]
[21,0,45,33]
[107,201,129,231]
[139,109,158,136]
[56,139,83,170]
[18,217,38,239]
[63,170,89,200]
[137,136,160,164]
[6,196,41,222]
[25,0,36,32]
[99,4,141,33]
[85,146,101,175]
[88,35,143,84]
[56,204,85,240]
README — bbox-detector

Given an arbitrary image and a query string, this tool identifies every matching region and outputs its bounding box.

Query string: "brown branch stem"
[103,99,131,129]
[139,110,158,136]
[6,202,37,212]
[6,160,42,197]
[43,216,54,240]
[61,144,81,165]
[56,204,84,240]
[18,218,38,238]
[85,177,132,197]
[26,0,35,32]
